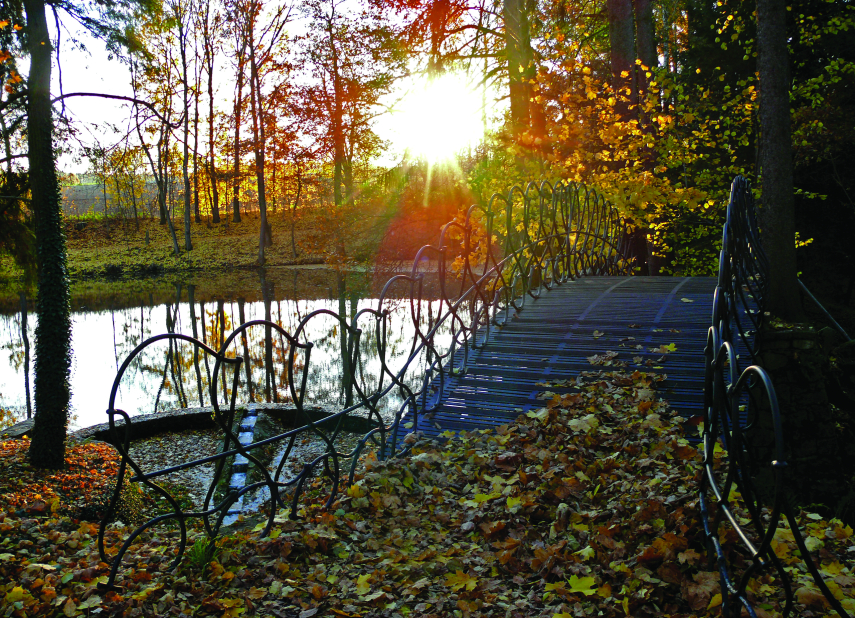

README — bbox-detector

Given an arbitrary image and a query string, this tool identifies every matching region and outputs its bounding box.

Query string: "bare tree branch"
[0,154,29,165]
[50,92,184,129]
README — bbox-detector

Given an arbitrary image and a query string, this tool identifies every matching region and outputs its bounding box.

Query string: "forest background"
[0,0,850,291]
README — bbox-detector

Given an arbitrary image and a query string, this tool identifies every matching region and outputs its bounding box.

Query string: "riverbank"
[0,212,454,313]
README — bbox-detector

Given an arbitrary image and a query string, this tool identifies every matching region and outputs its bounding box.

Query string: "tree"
[105,143,148,227]
[24,0,72,469]
[606,0,635,118]
[0,7,27,176]
[226,2,248,223]
[382,0,547,156]
[0,12,33,278]
[299,0,405,259]
[199,0,223,223]
[756,0,803,319]
[235,0,292,265]
[606,0,657,117]
[12,0,158,468]
[131,42,182,255]
[169,0,194,251]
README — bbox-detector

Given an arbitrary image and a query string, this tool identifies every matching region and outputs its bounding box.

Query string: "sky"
[47,16,500,175]
[51,37,136,172]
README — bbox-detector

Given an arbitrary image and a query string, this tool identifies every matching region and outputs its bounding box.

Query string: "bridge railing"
[700,176,851,618]
[97,179,634,589]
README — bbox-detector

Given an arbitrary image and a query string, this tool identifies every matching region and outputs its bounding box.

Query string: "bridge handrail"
[97,179,636,590]
[700,176,851,618]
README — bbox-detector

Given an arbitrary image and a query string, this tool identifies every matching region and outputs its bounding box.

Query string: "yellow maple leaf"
[356,573,371,596]
[567,575,597,596]
[707,593,723,609]
[445,570,477,592]
[507,496,523,510]
[347,484,365,499]
[4,587,25,603]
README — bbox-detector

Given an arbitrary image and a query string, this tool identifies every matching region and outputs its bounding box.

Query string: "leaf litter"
[1,370,854,617]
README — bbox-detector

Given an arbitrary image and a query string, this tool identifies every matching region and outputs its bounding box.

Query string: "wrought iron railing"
[700,176,851,617]
[97,179,634,590]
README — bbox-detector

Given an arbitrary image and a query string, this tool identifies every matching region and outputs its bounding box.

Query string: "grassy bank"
[65,214,327,279]
[0,213,329,289]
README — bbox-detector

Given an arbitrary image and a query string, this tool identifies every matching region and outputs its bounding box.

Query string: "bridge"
[408,275,715,438]
[96,179,851,618]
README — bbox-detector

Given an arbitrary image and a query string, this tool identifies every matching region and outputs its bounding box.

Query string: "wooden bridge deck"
[409,276,717,439]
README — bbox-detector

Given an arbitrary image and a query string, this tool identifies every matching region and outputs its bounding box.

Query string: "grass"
[0,210,332,291]
[64,212,326,279]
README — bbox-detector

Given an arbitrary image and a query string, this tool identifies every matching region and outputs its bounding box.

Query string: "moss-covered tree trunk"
[25,0,72,469]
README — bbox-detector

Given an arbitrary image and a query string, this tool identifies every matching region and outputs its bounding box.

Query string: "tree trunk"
[344,152,354,208]
[329,19,346,258]
[205,8,221,224]
[188,285,204,406]
[337,272,353,407]
[130,170,140,230]
[113,174,122,220]
[633,0,656,73]
[160,138,181,255]
[179,15,193,251]
[134,87,180,254]
[20,293,32,419]
[193,59,201,224]
[633,0,657,171]
[158,149,168,224]
[686,0,715,60]
[291,163,301,258]
[503,0,531,141]
[25,0,73,469]
[249,37,271,266]
[237,298,254,402]
[0,108,13,175]
[606,0,636,118]
[756,0,803,319]
[261,270,275,402]
[232,44,245,224]
[330,26,344,213]
[101,172,108,217]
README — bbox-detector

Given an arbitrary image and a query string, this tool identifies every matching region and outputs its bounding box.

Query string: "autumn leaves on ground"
[2,371,853,617]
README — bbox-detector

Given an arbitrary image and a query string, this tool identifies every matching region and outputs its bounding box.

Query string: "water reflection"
[0,268,448,431]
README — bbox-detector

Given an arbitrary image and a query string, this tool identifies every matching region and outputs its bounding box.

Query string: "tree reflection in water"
[0,268,449,431]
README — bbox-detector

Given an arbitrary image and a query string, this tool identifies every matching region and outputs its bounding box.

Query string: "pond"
[0,266,452,432]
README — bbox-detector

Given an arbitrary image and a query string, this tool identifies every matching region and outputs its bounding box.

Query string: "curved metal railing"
[699,176,851,618]
[96,179,635,589]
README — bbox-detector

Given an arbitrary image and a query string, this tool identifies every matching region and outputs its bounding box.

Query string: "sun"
[391,72,485,163]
